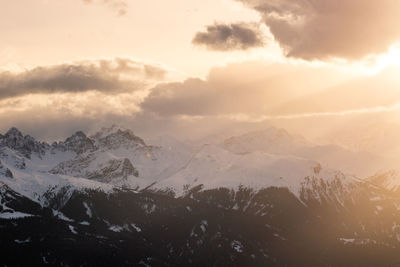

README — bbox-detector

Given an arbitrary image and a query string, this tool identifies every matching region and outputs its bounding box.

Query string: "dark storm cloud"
[192,22,265,51]
[233,0,400,60]
[0,58,166,100]
[83,0,128,16]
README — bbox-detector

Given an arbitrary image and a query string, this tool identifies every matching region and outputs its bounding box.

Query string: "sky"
[1,0,400,152]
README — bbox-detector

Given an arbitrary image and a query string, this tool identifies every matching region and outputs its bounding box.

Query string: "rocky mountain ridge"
[1,125,400,266]
[1,125,398,199]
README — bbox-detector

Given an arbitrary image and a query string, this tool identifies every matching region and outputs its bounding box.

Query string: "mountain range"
[1,125,400,266]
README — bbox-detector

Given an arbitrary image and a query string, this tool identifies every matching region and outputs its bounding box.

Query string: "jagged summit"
[2,127,25,150]
[92,126,146,150]
[46,125,152,183]
[60,131,95,154]
[5,127,24,138]
[223,127,309,155]
[91,125,133,140]
[0,127,47,159]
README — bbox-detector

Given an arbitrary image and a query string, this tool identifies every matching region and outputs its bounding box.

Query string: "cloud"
[235,0,400,60]
[268,67,400,116]
[83,0,128,16]
[140,62,352,117]
[0,58,167,100]
[140,62,400,124]
[1,62,399,144]
[253,103,400,121]
[192,22,265,51]
[0,61,350,141]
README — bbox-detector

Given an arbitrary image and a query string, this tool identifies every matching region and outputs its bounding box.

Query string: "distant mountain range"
[1,125,400,266]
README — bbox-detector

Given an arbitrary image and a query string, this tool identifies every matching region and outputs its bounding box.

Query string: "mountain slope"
[150,143,353,199]
[222,128,380,177]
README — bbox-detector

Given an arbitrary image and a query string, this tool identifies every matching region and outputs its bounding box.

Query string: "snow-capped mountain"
[0,125,359,201]
[222,127,309,155]
[221,128,381,177]
[150,143,352,198]
[2,125,400,266]
[0,127,48,159]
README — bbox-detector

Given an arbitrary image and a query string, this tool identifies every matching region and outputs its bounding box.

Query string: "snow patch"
[231,240,243,253]
[68,225,78,235]
[0,211,34,219]
[339,238,355,244]
[131,223,142,232]
[83,202,92,218]
[109,225,124,232]
[15,238,31,244]
[52,210,74,222]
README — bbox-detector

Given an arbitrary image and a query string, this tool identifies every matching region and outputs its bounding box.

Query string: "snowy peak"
[220,127,381,177]
[59,131,95,154]
[50,126,146,155]
[91,125,126,140]
[151,143,352,198]
[222,127,308,155]
[93,127,146,150]
[0,127,47,159]
[5,127,23,139]
[47,126,161,184]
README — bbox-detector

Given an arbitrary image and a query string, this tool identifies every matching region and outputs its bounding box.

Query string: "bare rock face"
[57,131,95,154]
[0,160,13,178]
[50,154,138,183]
[95,129,146,150]
[2,128,24,149]
[87,158,139,183]
[49,154,93,178]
